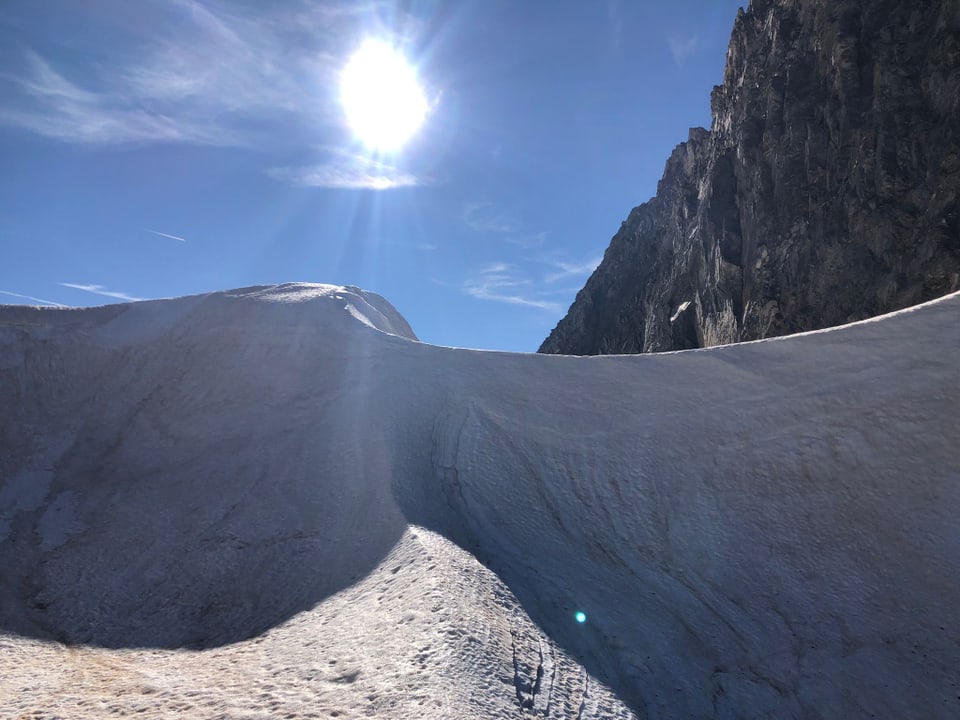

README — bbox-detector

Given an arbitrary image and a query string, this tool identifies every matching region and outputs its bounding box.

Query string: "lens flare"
[575,611,587,623]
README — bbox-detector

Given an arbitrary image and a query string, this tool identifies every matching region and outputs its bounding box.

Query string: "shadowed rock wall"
[541,0,960,355]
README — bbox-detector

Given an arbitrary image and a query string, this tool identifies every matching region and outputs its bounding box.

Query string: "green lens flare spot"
[575,611,587,623]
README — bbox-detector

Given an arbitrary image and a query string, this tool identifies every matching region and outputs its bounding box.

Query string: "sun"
[340,39,428,153]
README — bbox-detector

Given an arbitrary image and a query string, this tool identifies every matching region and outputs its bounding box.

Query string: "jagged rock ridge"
[541,0,960,355]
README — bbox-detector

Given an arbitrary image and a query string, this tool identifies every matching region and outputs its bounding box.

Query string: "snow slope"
[1,283,958,719]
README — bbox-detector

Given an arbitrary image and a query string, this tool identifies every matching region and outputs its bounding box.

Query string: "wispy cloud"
[0,1,423,147]
[146,229,186,242]
[268,154,423,190]
[0,289,66,307]
[506,231,547,249]
[544,256,602,283]
[456,252,601,314]
[454,201,597,311]
[462,202,546,247]
[460,263,565,313]
[668,34,699,66]
[0,51,237,145]
[59,283,144,302]
[463,202,519,235]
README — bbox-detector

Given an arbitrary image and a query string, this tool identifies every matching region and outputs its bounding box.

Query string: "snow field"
[1,282,958,718]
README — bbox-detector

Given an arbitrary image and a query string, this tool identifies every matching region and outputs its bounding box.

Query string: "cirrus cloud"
[0,1,424,148]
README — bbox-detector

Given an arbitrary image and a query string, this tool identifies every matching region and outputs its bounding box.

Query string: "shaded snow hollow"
[1,282,958,719]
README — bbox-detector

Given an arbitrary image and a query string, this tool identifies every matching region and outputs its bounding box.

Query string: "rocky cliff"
[540,0,960,355]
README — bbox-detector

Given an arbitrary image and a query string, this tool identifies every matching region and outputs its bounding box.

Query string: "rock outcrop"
[540,0,960,355]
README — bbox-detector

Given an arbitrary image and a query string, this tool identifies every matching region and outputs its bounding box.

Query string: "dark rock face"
[540,0,960,355]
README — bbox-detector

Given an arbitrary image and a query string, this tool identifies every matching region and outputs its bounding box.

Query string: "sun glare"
[340,39,427,152]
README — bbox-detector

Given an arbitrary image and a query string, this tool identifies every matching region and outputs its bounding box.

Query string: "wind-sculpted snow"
[1,283,958,719]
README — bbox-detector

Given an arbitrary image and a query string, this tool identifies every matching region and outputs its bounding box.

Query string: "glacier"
[1,283,958,719]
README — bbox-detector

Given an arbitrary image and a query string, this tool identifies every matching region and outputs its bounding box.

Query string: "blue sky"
[0,0,744,351]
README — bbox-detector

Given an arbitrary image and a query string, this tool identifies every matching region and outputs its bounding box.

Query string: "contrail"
[0,290,67,307]
[146,229,186,242]
[59,283,144,302]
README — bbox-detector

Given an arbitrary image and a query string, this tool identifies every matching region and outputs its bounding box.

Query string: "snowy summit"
[1,282,958,719]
